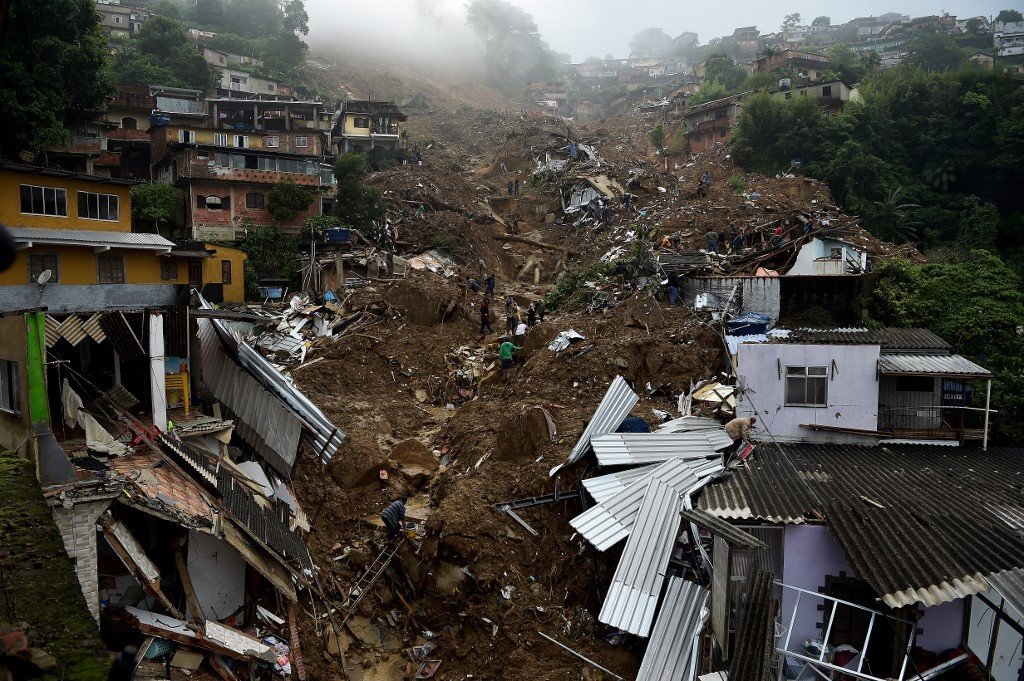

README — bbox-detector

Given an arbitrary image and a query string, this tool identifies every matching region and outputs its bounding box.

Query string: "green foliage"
[648,125,666,149]
[193,0,225,28]
[466,0,556,88]
[222,0,283,37]
[282,0,309,35]
[0,0,112,156]
[546,261,615,310]
[905,31,967,73]
[266,178,313,223]
[131,183,184,233]
[955,196,999,252]
[702,53,748,91]
[871,253,1024,442]
[872,186,920,243]
[812,16,830,27]
[233,221,300,295]
[207,32,263,57]
[332,154,385,232]
[107,16,217,90]
[727,175,747,193]
[688,79,728,107]
[823,43,869,83]
[430,227,463,255]
[729,65,1024,252]
[996,9,1023,22]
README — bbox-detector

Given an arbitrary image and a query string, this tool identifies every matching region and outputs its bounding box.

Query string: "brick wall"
[52,501,111,622]
[189,180,322,237]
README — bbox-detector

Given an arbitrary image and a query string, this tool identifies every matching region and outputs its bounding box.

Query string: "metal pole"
[983,378,992,451]
[537,631,624,680]
[857,613,876,673]
[820,604,837,661]
[897,627,916,681]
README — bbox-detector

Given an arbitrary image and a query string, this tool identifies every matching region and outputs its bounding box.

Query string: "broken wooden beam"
[99,514,185,620]
[175,551,205,626]
[491,234,577,256]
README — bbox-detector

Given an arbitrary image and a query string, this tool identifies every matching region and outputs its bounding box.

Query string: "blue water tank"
[150,114,172,127]
[325,228,352,244]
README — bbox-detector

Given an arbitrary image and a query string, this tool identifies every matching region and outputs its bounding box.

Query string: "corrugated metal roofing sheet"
[697,443,1024,608]
[598,476,687,636]
[198,317,302,477]
[44,315,61,348]
[767,328,950,351]
[680,508,767,548]
[58,314,87,346]
[591,432,731,466]
[81,314,106,343]
[986,568,1024,616]
[550,375,638,477]
[656,416,724,433]
[878,353,991,377]
[197,293,343,465]
[572,458,722,551]
[637,578,708,681]
[582,465,657,504]
[8,227,175,251]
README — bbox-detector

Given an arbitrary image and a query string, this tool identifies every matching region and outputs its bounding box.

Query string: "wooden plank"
[288,603,307,681]
[175,551,205,625]
[99,516,184,619]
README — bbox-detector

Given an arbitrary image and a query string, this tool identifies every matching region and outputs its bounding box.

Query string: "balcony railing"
[371,124,400,136]
[877,405,990,441]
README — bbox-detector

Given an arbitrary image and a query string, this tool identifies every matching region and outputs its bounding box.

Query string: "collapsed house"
[0,301,341,679]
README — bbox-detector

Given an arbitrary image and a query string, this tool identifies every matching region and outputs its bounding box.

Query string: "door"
[188,261,203,286]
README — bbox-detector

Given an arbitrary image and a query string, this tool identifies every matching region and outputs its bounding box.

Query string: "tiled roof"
[8,227,174,251]
[697,443,1024,607]
[110,452,215,526]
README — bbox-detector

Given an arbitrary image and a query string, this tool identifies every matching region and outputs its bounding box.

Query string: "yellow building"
[0,163,183,312]
[168,241,248,303]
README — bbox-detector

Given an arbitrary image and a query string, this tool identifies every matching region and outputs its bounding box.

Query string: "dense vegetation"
[0,0,111,156]
[466,0,561,88]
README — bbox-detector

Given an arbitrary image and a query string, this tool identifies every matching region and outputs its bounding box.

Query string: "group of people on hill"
[475,274,547,380]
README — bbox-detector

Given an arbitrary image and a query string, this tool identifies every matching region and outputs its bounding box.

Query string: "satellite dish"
[37,269,52,285]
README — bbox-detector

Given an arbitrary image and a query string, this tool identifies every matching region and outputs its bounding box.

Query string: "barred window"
[97,254,125,284]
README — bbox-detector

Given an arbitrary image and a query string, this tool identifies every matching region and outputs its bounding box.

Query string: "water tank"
[149,113,172,127]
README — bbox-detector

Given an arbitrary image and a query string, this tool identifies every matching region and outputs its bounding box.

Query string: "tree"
[671,32,699,56]
[332,154,385,231]
[824,43,867,83]
[760,44,781,60]
[964,17,985,33]
[261,29,308,80]
[996,9,1023,23]
[267,179,313,223]
[629,28,673,57]
[871,186,920,243]
[783,12,801,28]
[648,125,665,149]
[282,0,309,35]
[905,31,966,73]
[233,222,300,295]
[0,0,111,156]
[955,196,999,251]
[131,183,184,234]
[703,53,748,90]
[193,0,224,28]
[109,17,217,90]
[224,0,282,37]
[688,80,727,107]
[812,16,830,27]
[466,0,554,88]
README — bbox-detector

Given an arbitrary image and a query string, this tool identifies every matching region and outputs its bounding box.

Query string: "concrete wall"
[685,276,781,320]
[781,525,857,647]
[0,245,180,289]
[736,342,880,442]
[0,316,30,454]
[53,500,112,622]
[203,244,247,303]
[0,283,179,313]
[188,179,321,238]
[0,169,133,233]
[788,238,867,276]
[187,531,247,623]
[917,599,964,652]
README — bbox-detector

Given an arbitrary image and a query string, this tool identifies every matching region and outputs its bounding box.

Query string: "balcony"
[877,405,990,442]
[183,161,321,186]
[371,124,400,137]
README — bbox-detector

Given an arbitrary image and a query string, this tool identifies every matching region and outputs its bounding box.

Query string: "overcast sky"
[306,0,1010,62]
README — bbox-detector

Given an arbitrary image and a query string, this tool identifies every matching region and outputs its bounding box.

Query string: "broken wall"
[684,277,781,320]
[53,500,112,622]
[187,530,247,623]
[779,276,863,325]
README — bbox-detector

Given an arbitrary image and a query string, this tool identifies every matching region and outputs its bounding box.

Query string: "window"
[267,84,275,92]
[233,135,249,148]
[295,136,308,148]
[266,135,280,148]
[822,85,833,97]
[0,360,20,415]
[245,192,265,209]
[785,366,829,407]
[160,259,178,281]
[97,254,125,284]
[179,130,196,144]
[28,254,58,283]
[214,133,228,146]
[77,191,120,221]
[204,195,223,211]
[122,116,138,130]
[20,185,68,217]
[113,14,123,23]
[221,259,232,284]
[196,195,207,208]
